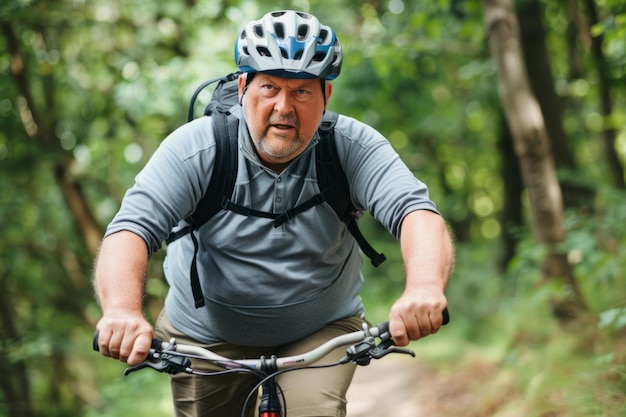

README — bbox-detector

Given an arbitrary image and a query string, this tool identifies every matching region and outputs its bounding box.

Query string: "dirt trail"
[346,357,433,416]
[346,355,521,417]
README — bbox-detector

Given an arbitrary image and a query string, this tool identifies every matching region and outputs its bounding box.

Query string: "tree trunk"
[517,0,595,210]
[581,0,625,189]
[482,0,586,320]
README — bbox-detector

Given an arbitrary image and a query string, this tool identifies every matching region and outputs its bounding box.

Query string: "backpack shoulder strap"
[315,112,350,220]
[165,110,238,244]
[315,112,386,267]
[166,110,238,308]
[191,110,238,308]
[189,110,238,229]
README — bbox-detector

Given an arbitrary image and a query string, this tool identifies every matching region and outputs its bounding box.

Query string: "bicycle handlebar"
[93,308,449,374]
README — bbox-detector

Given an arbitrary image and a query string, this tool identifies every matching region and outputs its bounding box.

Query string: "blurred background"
[1,0,625,416]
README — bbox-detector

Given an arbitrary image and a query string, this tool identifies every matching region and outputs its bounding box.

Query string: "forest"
[1,0,625,416]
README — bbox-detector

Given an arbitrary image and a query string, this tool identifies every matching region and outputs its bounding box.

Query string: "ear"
[237,73,247,99]
[324,82,333,110]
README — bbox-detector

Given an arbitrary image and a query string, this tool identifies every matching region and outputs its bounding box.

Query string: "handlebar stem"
[256,356,282,416]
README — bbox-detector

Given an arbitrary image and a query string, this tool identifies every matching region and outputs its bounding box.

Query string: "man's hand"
[95,312,154,366]
[388,286,448,346]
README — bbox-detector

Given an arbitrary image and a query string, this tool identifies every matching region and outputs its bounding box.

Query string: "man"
[94,10,453,417]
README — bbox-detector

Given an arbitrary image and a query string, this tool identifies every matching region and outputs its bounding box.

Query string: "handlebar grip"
[93,330,100,352]
[151,338,164,349]
[376,307,450,336]
[376,321,390,336]
[442,307,450,325]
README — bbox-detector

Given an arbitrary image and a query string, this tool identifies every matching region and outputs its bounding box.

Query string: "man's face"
[238,73,332,172]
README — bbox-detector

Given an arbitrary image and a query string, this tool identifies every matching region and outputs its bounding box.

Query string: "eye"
[260,84,279,97]
[293,88,313,102]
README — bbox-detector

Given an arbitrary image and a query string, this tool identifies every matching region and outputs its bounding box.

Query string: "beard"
[253,113,307,163]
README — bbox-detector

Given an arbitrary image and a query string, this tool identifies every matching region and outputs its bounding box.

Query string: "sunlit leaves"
[1,0,626,415]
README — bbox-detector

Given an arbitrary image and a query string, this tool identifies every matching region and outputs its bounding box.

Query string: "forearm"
[94,230,150,315]
[400,209,453,294]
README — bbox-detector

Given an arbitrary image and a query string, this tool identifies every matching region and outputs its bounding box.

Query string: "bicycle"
[93,309,449,417]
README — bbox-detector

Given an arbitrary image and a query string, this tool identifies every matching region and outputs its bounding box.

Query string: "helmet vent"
[274,23,285,39]
[318,29,329,43]
[257,46,271,57]
[312,52,326,62]
[293,50,304,60]
[253,24,264,38]
[297,25,309,41]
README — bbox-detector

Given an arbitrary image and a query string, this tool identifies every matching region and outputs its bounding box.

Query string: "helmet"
[234,10,342,80]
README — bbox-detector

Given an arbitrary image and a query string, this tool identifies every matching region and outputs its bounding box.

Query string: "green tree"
[2,0,626,415]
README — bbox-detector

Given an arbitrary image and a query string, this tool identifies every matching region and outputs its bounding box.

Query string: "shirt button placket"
[274,176,285,213]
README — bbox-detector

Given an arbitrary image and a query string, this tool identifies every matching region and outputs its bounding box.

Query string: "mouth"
[268,114,299,132]
[272,123,294,129]
[269,123,296,136]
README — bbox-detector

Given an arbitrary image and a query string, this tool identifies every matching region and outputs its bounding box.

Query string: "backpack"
[167,72,386,308]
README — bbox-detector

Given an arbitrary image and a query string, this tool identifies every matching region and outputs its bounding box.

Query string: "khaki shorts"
[155,309,364,417]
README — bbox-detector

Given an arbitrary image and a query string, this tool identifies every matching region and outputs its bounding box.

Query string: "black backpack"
[167,72,385,308]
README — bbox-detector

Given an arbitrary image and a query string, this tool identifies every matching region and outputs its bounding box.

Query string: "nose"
[273,90,295,115]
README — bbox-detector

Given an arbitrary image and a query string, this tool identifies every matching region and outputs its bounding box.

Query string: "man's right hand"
[95,312,154,366]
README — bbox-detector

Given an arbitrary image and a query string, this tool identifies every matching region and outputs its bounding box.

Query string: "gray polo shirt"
[105,106,438,346]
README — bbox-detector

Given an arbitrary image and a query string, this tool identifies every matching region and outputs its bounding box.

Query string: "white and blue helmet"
[234,10,342,80]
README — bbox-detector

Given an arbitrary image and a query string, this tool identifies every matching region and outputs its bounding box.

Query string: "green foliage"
[440,185,626,415]
[1,0,626,416]
[85,369,172,417]
[330,0,504,243]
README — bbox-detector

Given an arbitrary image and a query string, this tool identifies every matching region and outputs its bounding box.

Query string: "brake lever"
[344,335,416,366]
[124,350,192,376]
[124,360,158,376]
[368,338,415,360]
